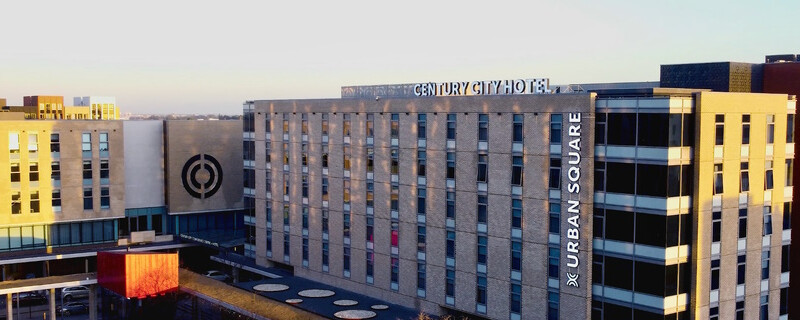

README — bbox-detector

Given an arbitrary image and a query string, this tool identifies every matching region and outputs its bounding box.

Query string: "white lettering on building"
[413,78,551,96]
[564,112,582,288]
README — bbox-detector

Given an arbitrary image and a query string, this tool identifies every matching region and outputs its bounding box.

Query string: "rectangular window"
[446,191,455,219]
[511,240,522,272]
[551,114,562,144]
[549,158,561,189]
[343,247,351,275]
[736,300,745,320]
[512,114,523,143]
[50,133,60,155]
[417,151,426,176]
[608,113,636,146]
[761,250,770,280]
[301,113,308,135]
[710,307,719,320]
[711,258,720,290]
[742,114,751,144]
[765,160,774,190]
[52,190,61,212]
[417,262,426,292]
[712,211,722,242]
[737,255,746,285]
[366,251,374,281]
[29,162,38,181]
[547,291,559,320]
[417,114,426,139]
[9,133,19,154]
[787,159,794,186]
[445,269,456,299]
[83,160,92,186]
[446,152,455,179]
[99,132,108,157]
[740,162,750,192]
[782,244,790,272]
[283,204,290,226]
[785,202,792,230]
[302,238,309,265]
[366,113,373,138]
[714,163,724,195]
[767,114,775,144]
[100,160,109,184]
[715,114,724,145]
[283,142,289,165]
[390,257,399,287]
[510,283,521,314]
[82,133,91,158]
[548,247,560,278]
[760,295,769,320]
[763,206,772,236]
[10,163,20,182]
[780,287,789,316]
[265,114,272,134]
[343,113,351,137]
[301,143,308,167]
[28,133,38,153]
[29,191,39,213]
[595,161,606,191]
[83,188,93,210]
[391,149,399,174]
[284,233,290,261]
[100,187,110,209]
[595,113,606,145]
[321,145,328,168]
[788,114,795,143]
[477,195,487,224]
[391,114,399,138]
[283,173,290,195]
[417,188,426,215]
[549,203,561,234]
[321,113,327,135]
[511,198,522,230]
[50,162,60,186]
[366,148,374,172]
[739,208,748,239]
[511,155,523,186]
[477,154,488,183]
[478,114,488,142]
[446,230,456,258]
[477,235,487,264]
[447,114,456,140]
[11,192,21,214]
[476,275,487,309]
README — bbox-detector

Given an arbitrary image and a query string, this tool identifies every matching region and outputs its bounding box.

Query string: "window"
[343,113,351,137]
[605,256,633,290]
[606,209,634,242]
[284,233,291,261]
[343,247,351,276]
[283,204,290,226]
[473,196,487,225]
[446,230,456,258]
[445,269,456,300]
[11,192,21,214]
[512,114,523,143]
[712,211,722,242]
[29,162,38,181]
[549,158,561,189]
[265,114,272,134]
[10,163,20,182]
[736,300,745,320]
[476,275,487,310]
[321,145,328,168]
[417,151,426,176]
[391,149,399,174]
[46,190,59,214]
[366,113,373,138]
[607,113,636,145]
[788,114,795,143]
[282,114,289,134]
[447,114,456,140]
[301,143,308,167]
[100,187,110,209]
[83,161,92,186]
[81,133,91,158]
[391,114,399,137]
[710,306,719,320]
[761,250,770,280]
[282,142,289,165]
[100,160,109,184]
[765,160,774,190]
[742,114,751,144]
[550,114,562,144]
[595,113,606,144]
[549,203,560,234]
[301,113,308,136]
[782,244,790,273]
[767,114,775,144]
[714,163,723,195]
[737,255,746,285]
[511,198,522,230]
[265,141,271,163]
[417,188,426,215]
[478,114,488,142]
[302,238,309,266]
[9,133,19,154]
[638,113,670,146]
[739,208,748,239]
[321,241,328,269]
[548,247,560,278]
[595,161,606,191]
[710,259,720,290]
[83,188,93,210]
[477,154,488,183]
[321,113,327,135]
[28,133,38,153]
[510,283,521,314]
[715,114,724,145]
[607,162,635,194]
[50,133,59,155]
[763,206,772,236]
[785,202,792,230]
[477,235,487,264]
[446,152,455,179]
[417,114,426,139]
[366,251,374,282]
[366,148,374,172]
[547,291,559,320]
[511,240,522,272]
[99,132,108,157]
[511,155,523,186]
[740,162,750,192]
[780,287,789,316]
[391,257,399,288]
[417,262,426,292]
[787,159,793,186]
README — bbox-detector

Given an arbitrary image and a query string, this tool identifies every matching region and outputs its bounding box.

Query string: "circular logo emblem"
[181,154,223,199]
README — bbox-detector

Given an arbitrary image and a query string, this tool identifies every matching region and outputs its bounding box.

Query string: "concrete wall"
[123,120,165,209]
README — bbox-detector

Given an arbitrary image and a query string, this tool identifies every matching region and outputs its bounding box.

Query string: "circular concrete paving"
[297,289,336,298]
[253,284,290,292]
[334,310,377,319]
[370,304,389,310]
[285,298,303,304]
[333,299,358,306]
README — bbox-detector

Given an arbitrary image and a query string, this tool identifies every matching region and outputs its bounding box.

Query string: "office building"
[247,79,794,319]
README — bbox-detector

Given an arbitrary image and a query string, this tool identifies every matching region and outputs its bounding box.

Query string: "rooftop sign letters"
[413,78,551,97]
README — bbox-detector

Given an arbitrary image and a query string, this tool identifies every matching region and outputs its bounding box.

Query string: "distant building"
[661,62,763,93]
[74,96,120,120]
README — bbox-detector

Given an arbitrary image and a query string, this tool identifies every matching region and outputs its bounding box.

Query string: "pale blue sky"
[1,0,797,114]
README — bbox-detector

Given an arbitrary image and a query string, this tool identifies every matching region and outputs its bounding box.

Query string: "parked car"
[204,270,231,282]
[13,292,47,307]
[57,302,89,316]
[61,286,90,301]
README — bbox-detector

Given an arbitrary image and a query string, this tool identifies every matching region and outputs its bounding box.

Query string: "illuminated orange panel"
[97,252,179,298]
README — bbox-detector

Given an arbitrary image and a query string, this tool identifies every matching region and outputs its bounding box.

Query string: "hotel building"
[247,81,794,319]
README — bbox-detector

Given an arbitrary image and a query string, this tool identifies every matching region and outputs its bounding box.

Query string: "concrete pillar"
[6,294,12,320]
[88,285,97,320]
[49,288,55,320]
[232,267,239,283]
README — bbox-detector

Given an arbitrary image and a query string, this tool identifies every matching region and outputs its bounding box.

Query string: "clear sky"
[1,0,798,114]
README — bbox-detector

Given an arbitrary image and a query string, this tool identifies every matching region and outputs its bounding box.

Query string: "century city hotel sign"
[413,78,551,96]
[563,112,583,288]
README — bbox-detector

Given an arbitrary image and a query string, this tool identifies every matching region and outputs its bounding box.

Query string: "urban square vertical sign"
[563,112,583,288]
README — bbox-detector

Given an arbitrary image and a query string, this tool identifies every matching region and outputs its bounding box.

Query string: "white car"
[204,270,230,282]
[61,286,90,301]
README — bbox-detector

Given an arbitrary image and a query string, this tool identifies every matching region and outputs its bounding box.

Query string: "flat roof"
[0,273,96,295]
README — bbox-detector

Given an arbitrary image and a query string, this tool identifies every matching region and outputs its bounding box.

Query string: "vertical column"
[6,294,12,320]
[88,285,97,320]
[49,288,55,320]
